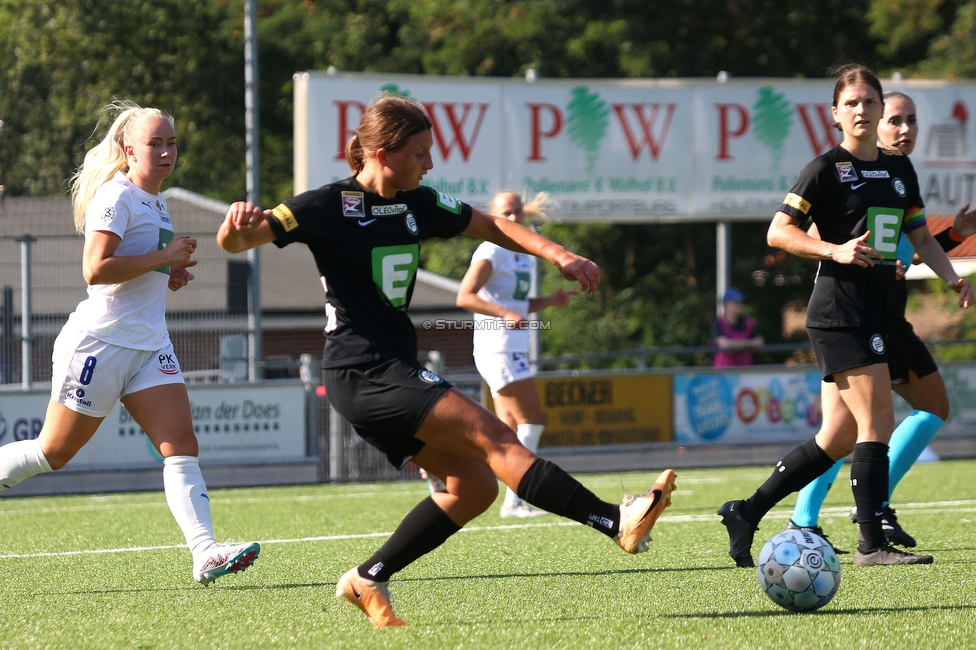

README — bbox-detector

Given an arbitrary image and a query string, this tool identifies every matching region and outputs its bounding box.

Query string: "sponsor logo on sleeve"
[98,206,115,225]
[272,204,299,232]
[836,162,858,182]
[341,191,365,217]
[371,203,408,216]
[435,191,461,214]
[418,369,443,384]
[783,193,811,214]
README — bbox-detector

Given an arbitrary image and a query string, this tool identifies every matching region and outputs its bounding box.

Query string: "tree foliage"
[0,0,247,198]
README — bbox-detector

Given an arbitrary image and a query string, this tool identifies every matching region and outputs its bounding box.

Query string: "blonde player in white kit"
[0,102,259,584]
[456,191,577,518]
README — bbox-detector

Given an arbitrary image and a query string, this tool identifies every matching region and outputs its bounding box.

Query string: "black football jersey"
[778,146,926,329]
[267,177,472,367]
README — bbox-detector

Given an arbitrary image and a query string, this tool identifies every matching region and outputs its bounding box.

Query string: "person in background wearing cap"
[710,287,764,367]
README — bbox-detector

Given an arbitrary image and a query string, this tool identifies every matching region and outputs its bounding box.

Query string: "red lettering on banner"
[526,103,563,161]
[611,103,676,161]
[796,104,840,156]
[423,102,489,162]
[333,101,367,161]
[715,104,750,160]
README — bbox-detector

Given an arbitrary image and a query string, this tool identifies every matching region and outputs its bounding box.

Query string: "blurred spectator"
[710,287,764,367]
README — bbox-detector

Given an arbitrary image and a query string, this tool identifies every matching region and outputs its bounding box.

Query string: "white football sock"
[0,439,53,491]
[163,455,216,561]
[503,424,546,509]
[517,424,545,453]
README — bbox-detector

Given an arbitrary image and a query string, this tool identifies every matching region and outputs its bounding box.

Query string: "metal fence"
[0,222,445,483]
[0,233,250,387]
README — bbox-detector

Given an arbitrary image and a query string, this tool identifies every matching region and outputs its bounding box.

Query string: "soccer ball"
[757,528,841,612]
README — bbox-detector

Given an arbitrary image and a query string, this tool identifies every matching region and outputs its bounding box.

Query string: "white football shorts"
[474,351,535,396]
[51,326,184,417]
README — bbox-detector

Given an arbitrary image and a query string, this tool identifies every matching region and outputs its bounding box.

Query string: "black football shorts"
[885,319,938,385]
[323,356,453,468]
[807,326,888,382]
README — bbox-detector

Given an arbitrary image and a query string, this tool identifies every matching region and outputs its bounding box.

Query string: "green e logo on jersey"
[513,271,531,301]
[154,228,174,274]
[372,244,420,307]
[866,207,904,260]
[435,191,461,214]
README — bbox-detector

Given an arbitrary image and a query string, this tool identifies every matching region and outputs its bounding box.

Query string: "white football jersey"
[471,241,535,353]
[72,171,173,350]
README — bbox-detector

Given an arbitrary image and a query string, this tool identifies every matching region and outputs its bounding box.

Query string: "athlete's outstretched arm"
[217,202,277,253]
[951,203,976,238]
[463,209,601,292]
[767,211,883,268]
[906,226,974,308]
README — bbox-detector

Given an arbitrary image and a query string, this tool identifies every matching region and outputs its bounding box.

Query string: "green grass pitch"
[1,459,975,649]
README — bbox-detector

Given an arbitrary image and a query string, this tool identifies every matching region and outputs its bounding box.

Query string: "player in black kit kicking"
[218,93,677,627]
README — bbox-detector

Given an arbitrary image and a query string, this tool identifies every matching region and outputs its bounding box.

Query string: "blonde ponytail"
[521,191,553,222]
[492,190,554,222]
[69,101,174,233]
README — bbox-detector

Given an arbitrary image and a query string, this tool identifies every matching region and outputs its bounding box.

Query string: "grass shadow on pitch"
[666,603,976,619]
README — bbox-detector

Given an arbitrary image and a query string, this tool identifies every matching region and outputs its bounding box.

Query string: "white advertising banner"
[673,369,824,445]
[0,383,308,469]
[894,363,976,438]
[296,72,976,221]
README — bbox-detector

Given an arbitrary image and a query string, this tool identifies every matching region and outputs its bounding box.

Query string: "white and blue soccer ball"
[757,528,840,612]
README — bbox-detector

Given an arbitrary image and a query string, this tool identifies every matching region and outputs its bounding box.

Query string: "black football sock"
[357,496,460,583]
[746,438,836,524]
[518,458,620,537]
[850,441,890,552]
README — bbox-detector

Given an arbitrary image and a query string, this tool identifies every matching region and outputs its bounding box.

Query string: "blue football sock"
[887,410,944,504]
[791,458,844,527]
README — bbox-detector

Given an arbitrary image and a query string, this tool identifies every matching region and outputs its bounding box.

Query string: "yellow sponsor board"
[485,373,673,447]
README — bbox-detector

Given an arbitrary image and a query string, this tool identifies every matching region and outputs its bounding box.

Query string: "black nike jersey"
[778,146,926,329]
[267,177,473,367]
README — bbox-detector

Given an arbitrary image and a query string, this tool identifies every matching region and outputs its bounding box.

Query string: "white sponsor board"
[296,72,976,220]
[0,383,308,469]
[673,369,823,445]
[675,363,976,446]
[895,362,976,438]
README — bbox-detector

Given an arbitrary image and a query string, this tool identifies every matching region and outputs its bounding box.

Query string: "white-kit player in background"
[456,191,577,518]
[0,101,259,585]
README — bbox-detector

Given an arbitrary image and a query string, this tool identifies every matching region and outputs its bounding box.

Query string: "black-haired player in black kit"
[717,65,974,568]
[218,93,677,627]
[788,91,976,550]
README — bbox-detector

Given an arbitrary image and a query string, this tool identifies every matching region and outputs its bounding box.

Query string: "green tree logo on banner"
[380,83,411,97]
[567,86,609,175]
[752,87,793,172]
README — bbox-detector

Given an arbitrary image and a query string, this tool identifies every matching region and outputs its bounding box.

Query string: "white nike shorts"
[51,326,184,417]
[474,351,535,396]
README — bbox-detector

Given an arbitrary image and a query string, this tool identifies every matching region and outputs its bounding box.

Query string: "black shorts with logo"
[807,326,888,382]
[885,319,938,384]
[322,356,453,469]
